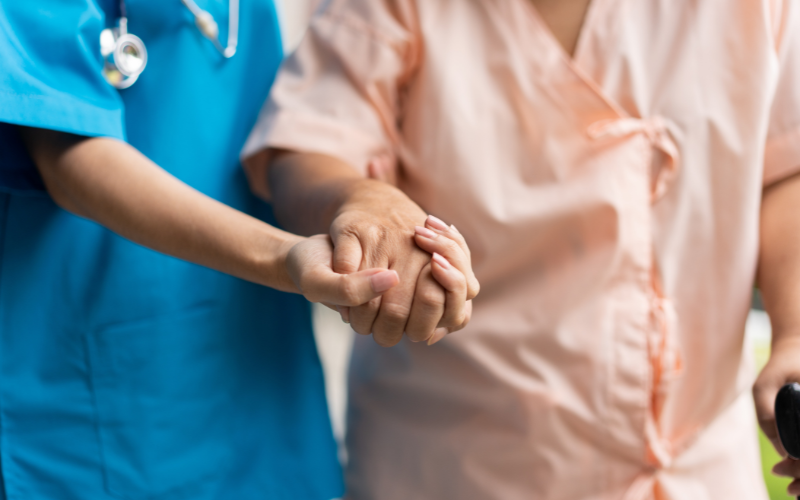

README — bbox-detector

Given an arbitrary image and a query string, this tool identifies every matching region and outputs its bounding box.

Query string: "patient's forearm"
[267,151,373,235]
[759,172,800,342]
[267,151,422,236]
[22,127,302,293]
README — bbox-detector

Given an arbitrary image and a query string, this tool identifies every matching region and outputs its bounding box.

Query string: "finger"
[403,264,446,343]
[421,216,480,300]
[427,216,471,259]
[449,299,473,334]
[428,300,473,346]
[350,296,382,337]
[427,328,449,346]
[331,231,363,275]
[789,478,800,496]
[336,306,350,324]
[754,380,788,457]
[365,295,407,345]
[370,249,431,346]
[430,252,468,330]
[415,227,479,302]
[415,226,469,269]
[773,457,800,478]
[302,267,399,307]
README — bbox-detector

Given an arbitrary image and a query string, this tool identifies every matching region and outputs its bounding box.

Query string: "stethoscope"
[101,0,239,89]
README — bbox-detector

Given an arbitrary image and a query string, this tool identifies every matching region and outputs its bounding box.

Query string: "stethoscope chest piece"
[101,20,148,89]
[100,0,238,90]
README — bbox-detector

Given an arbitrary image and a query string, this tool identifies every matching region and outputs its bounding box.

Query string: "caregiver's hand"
[329,184,463,346]
[286,234,399,307]
[263,151,478,347]
[754,340,800,495]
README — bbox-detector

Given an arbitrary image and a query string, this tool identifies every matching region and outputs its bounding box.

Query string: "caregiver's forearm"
[758,172,800,343]
[21,127,302,293]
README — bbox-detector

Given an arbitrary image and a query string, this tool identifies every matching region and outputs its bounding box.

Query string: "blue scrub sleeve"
[0,0,125,192]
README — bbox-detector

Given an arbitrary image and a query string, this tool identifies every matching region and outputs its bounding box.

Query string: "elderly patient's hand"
[330,185,479,347]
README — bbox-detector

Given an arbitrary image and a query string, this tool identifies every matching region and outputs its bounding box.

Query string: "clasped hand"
[287,189,479,347]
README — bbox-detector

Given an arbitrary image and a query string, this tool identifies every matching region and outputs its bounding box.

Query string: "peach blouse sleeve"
[764,0,800,186]
[241,0,420,195]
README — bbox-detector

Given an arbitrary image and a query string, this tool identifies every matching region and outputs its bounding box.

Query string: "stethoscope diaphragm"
[102,0,238,89]
[101,22,148,89]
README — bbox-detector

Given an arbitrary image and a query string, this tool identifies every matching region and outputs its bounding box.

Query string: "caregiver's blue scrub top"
[0,1,343,499]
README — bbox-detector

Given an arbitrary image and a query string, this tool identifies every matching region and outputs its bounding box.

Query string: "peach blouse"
[243,0,800,498]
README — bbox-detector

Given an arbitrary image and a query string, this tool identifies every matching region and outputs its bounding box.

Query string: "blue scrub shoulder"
[0,0,125,193]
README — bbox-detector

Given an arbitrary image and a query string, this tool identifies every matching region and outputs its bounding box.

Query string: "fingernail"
[427,327,449,346]
[432,252,450,269]
[415,226,438,239]
[450,224,459,233]
[427,215,450,232]
[370,270,398,293]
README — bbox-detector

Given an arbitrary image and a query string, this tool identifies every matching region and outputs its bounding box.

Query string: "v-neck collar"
[520,0,603,66]
[504,0,630,122]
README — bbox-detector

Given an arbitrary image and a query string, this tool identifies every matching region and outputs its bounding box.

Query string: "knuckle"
[359,224,387,247]
[438,313,461,330]
[338,279,362,306]
[443,238,461,254]
[380,302,412,324]
[418,289,446,310]
[452,273,468,292]
[349,303,380,335]
[330,217,358,238]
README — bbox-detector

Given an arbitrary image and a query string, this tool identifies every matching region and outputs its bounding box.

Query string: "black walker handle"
[774,383,800,499]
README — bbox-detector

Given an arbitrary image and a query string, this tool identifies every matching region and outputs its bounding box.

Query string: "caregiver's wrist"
[251,228,305,294]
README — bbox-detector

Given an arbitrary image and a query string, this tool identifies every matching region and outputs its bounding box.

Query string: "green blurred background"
[762,430,792,500]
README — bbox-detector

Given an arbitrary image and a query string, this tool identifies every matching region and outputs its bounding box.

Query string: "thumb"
[305,267,399,307]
